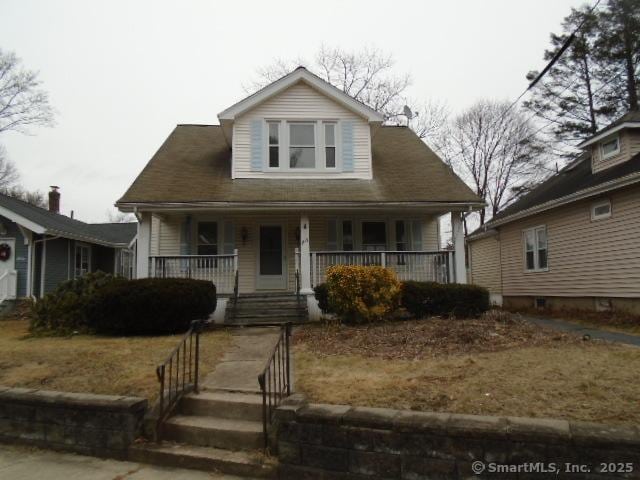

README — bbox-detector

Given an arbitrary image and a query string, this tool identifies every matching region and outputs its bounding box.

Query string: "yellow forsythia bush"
[326,265,401,323]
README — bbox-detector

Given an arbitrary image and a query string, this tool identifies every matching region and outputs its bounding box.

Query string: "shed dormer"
[217,67,384,179]
[579,111,640,173]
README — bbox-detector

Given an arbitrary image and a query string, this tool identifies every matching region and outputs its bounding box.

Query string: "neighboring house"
[116,67,482,317]
[468,111,640,314]
[0,187,137,302]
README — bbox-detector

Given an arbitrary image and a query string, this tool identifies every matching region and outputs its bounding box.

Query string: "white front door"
[257,225,287,290]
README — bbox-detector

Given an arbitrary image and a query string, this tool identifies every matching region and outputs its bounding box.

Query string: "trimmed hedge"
[30,272,124,334]
[313,283,332,314]
[401,281,490,318]
[86,278,216,335]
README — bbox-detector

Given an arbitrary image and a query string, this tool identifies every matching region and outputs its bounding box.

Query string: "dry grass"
[294,319,640,425]
[0,320,231,401]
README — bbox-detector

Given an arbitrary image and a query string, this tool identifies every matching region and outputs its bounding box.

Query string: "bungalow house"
[467,111,640,314]
[0,187,137,303]
[116,67,482,320]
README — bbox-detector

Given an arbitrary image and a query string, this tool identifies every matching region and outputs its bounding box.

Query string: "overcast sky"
[2,0,587,222]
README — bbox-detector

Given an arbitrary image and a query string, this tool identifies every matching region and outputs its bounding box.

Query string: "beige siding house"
[468,111,640,314]
[117,67,482,320]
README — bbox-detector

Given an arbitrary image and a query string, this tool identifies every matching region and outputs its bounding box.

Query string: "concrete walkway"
[522,314,640,347]
[0,444,249,479]
[202,327,282,393]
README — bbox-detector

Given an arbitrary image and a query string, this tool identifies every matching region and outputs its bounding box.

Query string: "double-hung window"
[523,226,548,272]
[197,222,218,255]
[75,244,91,278]
[268,122,280,168]
[324,123,336,168]
[289,123,316,168]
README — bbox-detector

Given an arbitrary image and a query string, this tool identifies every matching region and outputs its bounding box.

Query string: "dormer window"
[268,122,280,168]
[264,119,342,172]
[601,136,620,159]
[289,123,315,168]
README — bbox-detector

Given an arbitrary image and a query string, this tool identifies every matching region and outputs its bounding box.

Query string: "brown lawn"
[293,317,640,426]
[0,319,231,401]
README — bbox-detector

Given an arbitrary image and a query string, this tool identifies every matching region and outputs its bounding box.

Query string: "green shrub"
[30,271,123,334]
[86,278,216,335]
[326,265,401,324]
[313,283,332,314]
[401,281,490,318]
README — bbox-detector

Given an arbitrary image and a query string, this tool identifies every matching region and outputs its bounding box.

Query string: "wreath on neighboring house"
[0,243,11,262]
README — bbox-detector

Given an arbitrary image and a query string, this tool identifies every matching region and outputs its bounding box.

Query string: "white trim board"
[218,67,384,123]
[578,122,640,148]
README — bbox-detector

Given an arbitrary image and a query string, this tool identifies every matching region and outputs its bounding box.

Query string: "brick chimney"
[48,186,60,214]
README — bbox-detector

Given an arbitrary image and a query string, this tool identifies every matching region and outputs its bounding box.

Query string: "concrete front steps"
[226,293,308,324]
[130,390,276,478]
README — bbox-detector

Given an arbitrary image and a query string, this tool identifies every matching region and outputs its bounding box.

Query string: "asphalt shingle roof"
[117,125,480,205]
[0,193,136,246]
[490,151,640,223]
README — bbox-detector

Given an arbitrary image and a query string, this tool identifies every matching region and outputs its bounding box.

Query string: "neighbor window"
[591,199,611,220]
[268,122,280,168]
[75,244,90,278]
[601,136,620,159]
[362,222,387,251]
[197,222,218,255]
[395,220,408,251]
[523,226,548,272]
[289,123,316,168]
[324,123,336,168]
[342,220,354,251]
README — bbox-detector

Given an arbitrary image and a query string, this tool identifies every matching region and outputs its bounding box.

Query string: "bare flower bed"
[294,315,582,360]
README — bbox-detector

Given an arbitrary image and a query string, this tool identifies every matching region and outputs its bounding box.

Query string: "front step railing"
[257,322,292,450]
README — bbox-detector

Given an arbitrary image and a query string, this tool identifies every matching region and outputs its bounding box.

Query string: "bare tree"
[439,100,551,228]
[106,209,135,223]
[0,49,54,134]
[1,184,46,207]
[247,45,446,141]
[0,145,19,189]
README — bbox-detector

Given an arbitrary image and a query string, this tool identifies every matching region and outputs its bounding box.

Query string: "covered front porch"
[136,209,468,296]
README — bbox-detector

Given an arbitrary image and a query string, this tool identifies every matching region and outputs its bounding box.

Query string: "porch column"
[299,214,313,294]
[136,212,151,279]
[451,212,467,284]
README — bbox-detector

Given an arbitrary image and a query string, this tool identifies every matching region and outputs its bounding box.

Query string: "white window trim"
[263,119,342,173]
[591,199,612,221]
[522,225,548,273]
[74,242,91,278]
[600,135,620,160]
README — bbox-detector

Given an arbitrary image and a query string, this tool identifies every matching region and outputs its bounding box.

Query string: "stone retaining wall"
[276,400,640,479]
[0,387,147,459]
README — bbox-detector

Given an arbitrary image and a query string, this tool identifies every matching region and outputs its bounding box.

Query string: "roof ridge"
[177,123,219,127]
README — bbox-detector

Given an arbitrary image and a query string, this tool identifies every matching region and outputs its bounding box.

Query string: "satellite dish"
[403,105,414,120]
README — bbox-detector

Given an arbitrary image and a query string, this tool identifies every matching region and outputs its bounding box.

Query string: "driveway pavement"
[522,314,640,347]
[0,444,251,479]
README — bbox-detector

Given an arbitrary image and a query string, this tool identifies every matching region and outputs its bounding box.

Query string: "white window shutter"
[223,221,235,254]
[341,121,354,172]
[411,220,423,251]
[327,219,338,250]
[250,120,263,171]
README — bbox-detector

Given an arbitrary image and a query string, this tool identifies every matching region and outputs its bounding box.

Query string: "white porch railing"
[149,251,238,295]
[310,251,452,287]
[0,270,17,303]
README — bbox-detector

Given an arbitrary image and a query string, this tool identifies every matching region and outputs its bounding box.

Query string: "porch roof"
[117,125,482,210]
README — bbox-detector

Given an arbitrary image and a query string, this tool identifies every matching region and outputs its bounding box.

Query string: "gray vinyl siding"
[0,216,28,298]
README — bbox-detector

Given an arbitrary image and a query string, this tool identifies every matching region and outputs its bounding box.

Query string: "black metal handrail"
[233,269,239,304]
[295,269,300,301]
[156,320,203,429]
[257,322,292,449]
